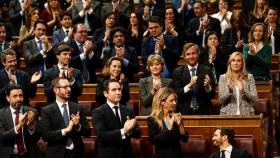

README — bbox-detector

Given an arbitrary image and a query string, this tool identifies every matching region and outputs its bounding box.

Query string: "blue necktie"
[190,68,199,110]
[62,104,73,147]
[79,44,90,83]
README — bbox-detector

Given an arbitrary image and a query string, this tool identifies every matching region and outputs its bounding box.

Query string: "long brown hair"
[248,22,269,45]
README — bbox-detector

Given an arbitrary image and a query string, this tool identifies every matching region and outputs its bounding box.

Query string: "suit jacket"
[52,28,67,45]
[92,103,141,158]
[0,69,37,108]
[95,77,130,106]
[8,0,24,35]
[102,46,139,82]
[141,35,180,77]
[0,106,40,158]
[68,39,97,83]
[22,38,56,78]
[147,116,188,158]
[219,74,257,115]
[139,77,172,116]
[172,64,216,114]
[43,66,83,103]
[101,2,131,28]
[71,0,102,34]
[186,16,221,48]
[40,102,91,158]
[208,147,250,158]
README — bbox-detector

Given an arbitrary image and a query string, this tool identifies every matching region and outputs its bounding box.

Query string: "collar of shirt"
[107,100,120,110]
[62,27,71,33]
[56,100,69,110]
[57,63,69,71]
[200,14,208,21]
[10,105,23,115]
[221,145,233,158]
[75,40,84,47]
[254,42,264,50]
[187,63,198,71]
[112,1,120,6]
[35,37,41,43]
[114,45,125,49]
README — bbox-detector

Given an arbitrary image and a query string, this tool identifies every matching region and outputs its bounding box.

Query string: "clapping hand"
[123,116,136,134]
[31,72,42,84]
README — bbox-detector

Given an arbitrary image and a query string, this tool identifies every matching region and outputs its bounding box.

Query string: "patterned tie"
[15,110,26,156]
[79,44,90,83]
[37,40,45,73]
[62,104,73,147]
[190,68,199,110]
[221,150,225,158]
[113,106,122,128]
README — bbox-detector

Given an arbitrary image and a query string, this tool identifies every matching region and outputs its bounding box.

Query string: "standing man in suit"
[71,0,102,34]
[22,20,56,80]
[186,0,221,48]
[52,13,73,45]
[69,23,97,83]
[140,0,164,22]
[172,43,215,115]
[103,27,139,82]
[44,44,83,103]
[40,77,91,158]
[141,16,180,78]
[0,84,40,158]
[0,49,41,108]
[92,79,141,158]
[209,127,250,158]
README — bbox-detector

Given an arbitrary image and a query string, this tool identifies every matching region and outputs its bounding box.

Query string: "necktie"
[0,43,3,52]
[190,68,199,110]
[79,44,90,83]
[221,150,225,158]
[38,40,43,51]
[61,67,67,78]
[15,110,26,156]
[65,30,69,36]
[113,106,122,128]
[37,40,45,73]
[62,104,73,147]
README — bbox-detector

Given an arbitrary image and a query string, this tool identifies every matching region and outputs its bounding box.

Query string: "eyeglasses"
[56,85,72,89]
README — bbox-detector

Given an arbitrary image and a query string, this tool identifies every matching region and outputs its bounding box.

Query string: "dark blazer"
[102,46,139,82]
[8,0,24,35]
[92,103,141,158]
[52,28,67,45]
[43,66,83,103]
[40,102,91,158]
[22,38,56,77]
[186,16,221,48]
[0,106,40,158]
[139,77,172,116]
[147,116,188,158]
[199,47,228,82]
[172,64,216,115]
[0,69,37,108]
[68,39,97,83]
[208,147,250,158]
[141,35,180,77]
[95,77,130,106]
[71,0,102,34]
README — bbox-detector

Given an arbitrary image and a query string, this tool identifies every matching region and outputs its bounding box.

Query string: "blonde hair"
[181,43,200,57]
[102,57,122,77]
[150,87,178,129]
[146,54,164,72]
[225,52,248,80]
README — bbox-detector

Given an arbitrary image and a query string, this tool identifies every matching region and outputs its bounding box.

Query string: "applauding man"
[0,84,40,158]
[40,77,90,158]
[92,79,141,158]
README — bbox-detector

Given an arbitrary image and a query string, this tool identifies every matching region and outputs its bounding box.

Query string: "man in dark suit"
[209,127,250,158]
[22,20,56,80]
[71,0,102,34]
[92,79,141,158]
[186,0,221,48]
[103,27,139,82]
[68,23,97,83]
[172,43,215,115]
[0,49,41,108]
[52,13,73,45]
[44,44,83,103]
[0,84,40,158]
[141,16,180,78]
[40,77,91,158]
[140,0,164,22]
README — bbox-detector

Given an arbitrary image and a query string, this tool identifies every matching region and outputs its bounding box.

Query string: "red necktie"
[15,110,26,156]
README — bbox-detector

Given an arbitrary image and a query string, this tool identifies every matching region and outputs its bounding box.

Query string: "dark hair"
[26,7,40,31]
[103,79,120,92]
[248,22,269,44]
[72,23,85,33]
[6,84,23,96]
[60,12,72,20]
[164,5,180,26]
[109,26,126,42]
[217,127,235,146]
[205,31,220,48]
[55,43,72,55]
[148,16,163,27]
[194,0,207,8]
[103,12,118,28]
[1,48,16,63]
[129,11,144,30]
[0,22,6,29]
[34,19,47,29]
[102,57,123,77]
